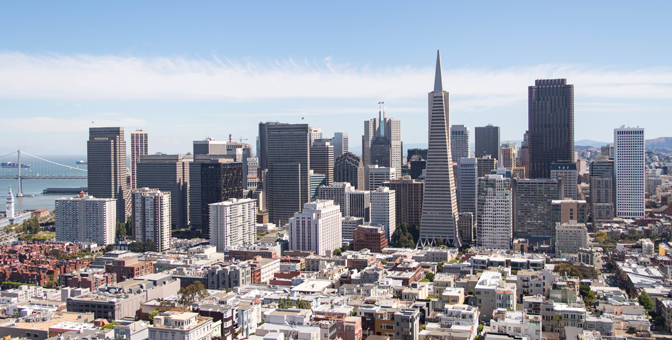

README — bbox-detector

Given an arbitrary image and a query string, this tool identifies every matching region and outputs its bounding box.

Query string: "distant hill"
[646,137,672,149]
[575,139,609,148]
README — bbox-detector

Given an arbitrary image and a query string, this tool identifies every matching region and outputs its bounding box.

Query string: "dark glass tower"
[474,125,500,160]
[528,79,574,179]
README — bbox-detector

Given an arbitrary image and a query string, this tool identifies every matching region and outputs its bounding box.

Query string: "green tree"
[425,272,435,282]
[639,291,654,310]
[420,278,430,282]
[553,263,584,279]
[594,231,607,244]
[100,322,120,330]
[145,239,157,252]
[148,310,158,324]
[380,259,388,265]
[437,261,446,272]
[105,244,115,252]
[178,281,209,310]
[477,324,483,334]
[554,315,564,330]
[116,221,127,238]
[44,281,59,288]
[333,248,342,256]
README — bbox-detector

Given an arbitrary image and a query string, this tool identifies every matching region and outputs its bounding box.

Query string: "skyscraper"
[132,188,171,251]
[310,139,334,185]
[457,158,478,216]
[309,127,323,145]
[259,122,311,225]
[200,161,244,238]
[55,193,116,245]
[614,127,645,218]
[362,108,402,172]
[288,200,342,256]
[383,177,424,228]
[331,132,349,161]
[475,125,500,160]
[136,154,190,228]
[347,190,371,222]
[477,174,512,249]
[370,186,396,242]
[334,152,365,190]
[130,130,148,191]
[477,156,497,178]
[318,182,354,217]
[551,161,578,199]
[512,178,562,247]
[450,125,470,162]
[519,131,530,178]
[418,51,461,247]
[209,198,256,252]
[528,79,574,179]
[366,165,397,191]
[87,127,129,222]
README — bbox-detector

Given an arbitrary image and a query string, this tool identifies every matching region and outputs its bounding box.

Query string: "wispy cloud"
[0,116,146,133]
[0,52,671,106]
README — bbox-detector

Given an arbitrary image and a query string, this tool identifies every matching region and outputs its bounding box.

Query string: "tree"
[145,239,157,252]
[554,315,564,331]
[100,322,120,330]
[105,244,115,252]
[157,300,173,312]
[594,231,608,244]
[420,278,430,282]
[639,291,654,310]
[553,263,584,279]
[44,281,58,288]
[148,310,159,324]
[116,221,127,238]
[380,259,388,265]
[392,223,416,248]
[477,324,483,334]
[178,281,209,310]
[425,272,435,282]
[437,261,446,272]
[333,248,342,256]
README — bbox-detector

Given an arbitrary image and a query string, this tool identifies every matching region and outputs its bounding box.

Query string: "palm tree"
[554,315,564,332]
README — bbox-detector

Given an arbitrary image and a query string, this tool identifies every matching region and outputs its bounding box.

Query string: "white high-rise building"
[366,165,397,191]
[477,174,512,249]
[450,125,470,162]
[132,188,172,251]
[418,51,461,247]
[6,185,14,219]
[209,198,256,252]
[614,127,645,218]
[130,130,149,191]
[362,108,402,172]
[288,200,342,256]
[554,221,587,255]
[331,132,349,161]
[457,158,478,216]
[370,186,396,242]
[310,127,323,145]
[318,182,354,217]
[55,193,116,245]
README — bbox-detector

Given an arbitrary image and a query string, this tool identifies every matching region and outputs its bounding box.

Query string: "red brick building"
[105,257,153,282]
[353,225,388,253]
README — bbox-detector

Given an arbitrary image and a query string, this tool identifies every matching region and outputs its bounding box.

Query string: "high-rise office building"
[259,122,311,225]
[501,145,516,170]
[319,182,354,217]
[475,125,500,160]
[366,165,397,191]
[477,156,497,178]
[136,154,190,228]
[555,221,587,255]
[209,198,256,252]
[87,127,129,222]
[477,174,512,249]
[334,152,365,190]
[383,177,424,228]
[347,190,371,222]
[189,147,238,230]
[418,51,461,247]
[130,130,148,191]
[551,199,588,249]
[309,171,326,201]
[331,132,349,161]
[450,125,470,162]
[288,200,342,256]
[310,140,334,185]
[370,186,396,242]
[519,131,530,179]
[200,161,244,238]
[193,138,228,155]
[362,108,402,172]
[512,178,562,247]
[407,149,428,163]
[132,188,171,252]
[55,193,116,245]
[551,161,578,200]
[614,127,645,218]
[309,127,323,145]
[409,156,427,180]
[342,216,365,241]
[457,212,474,246]
[457,158,478,216]
[591,172,615,221]
[528,79,574,179]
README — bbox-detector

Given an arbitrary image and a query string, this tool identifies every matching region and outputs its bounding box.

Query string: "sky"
[0,1,671,156]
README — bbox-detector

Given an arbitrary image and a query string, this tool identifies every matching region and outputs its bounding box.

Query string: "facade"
[519,131,530,179]
[614,127,645,218]
[528,79,575,179]
[457,158,478,216]
[353,225,388,253]
[207,262,252,290]
[475,125,500,160]
[130,130,149,191]
[474,271,517,322]
[132,188,171,252]
[347,190,371,222]
[342,216,365,240]
[188,150,238,231]
[310,127,323,145]
[393,309,420,340]
[288,200,342,256]
[362,109,402,172]
[209,198,256,252]
[477,174,512,250]
[55,193,116,245]
[477,156,497,178]
[590,159,615,221]
[310,140,334,185]
[193,138,228,155]
[319,182,354,217]
[310,171,327,201]
[555,221,588,255]
[382,177,423,228]
[512,179,561,247]
[450,125,470,162]
[136,154,190,228]
[259,122,311,225]
[149,313,213,340]
[457,212,474,246]
[366,165,397,191]
[370,186,396,242]
[551,161,578,199]
[418,51,461,247]
[200,161,244,238]
[87,127,129,222]
[105,257,154,281]
[331,132,349,161]
[550,199,588,250]
[501,146,516,170]
[334,152,365,190]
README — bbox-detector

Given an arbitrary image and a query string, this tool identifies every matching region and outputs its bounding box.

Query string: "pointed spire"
[434,50,443,93]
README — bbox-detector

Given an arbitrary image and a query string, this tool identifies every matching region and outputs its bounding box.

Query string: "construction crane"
[229,134,249,143]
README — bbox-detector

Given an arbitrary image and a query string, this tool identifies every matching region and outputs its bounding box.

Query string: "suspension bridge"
[0,150,87,196]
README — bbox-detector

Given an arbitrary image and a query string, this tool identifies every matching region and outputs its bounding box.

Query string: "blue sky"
[0,1,670,155]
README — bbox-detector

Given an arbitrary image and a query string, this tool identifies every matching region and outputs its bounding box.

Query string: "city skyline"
[0,2,671,154]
